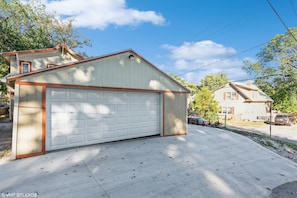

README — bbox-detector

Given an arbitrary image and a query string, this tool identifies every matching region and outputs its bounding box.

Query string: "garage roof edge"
[6,47,190,93]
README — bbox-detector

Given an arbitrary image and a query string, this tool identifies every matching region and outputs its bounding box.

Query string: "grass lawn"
[223,120,266,127]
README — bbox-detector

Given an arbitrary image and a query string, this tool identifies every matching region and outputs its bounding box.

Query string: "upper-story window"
[19,61,32,74]
[224,91,237,100]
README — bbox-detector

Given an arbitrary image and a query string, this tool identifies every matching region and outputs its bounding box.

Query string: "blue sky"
[42,0,296,84]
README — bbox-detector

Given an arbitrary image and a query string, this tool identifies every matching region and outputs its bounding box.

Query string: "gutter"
[0,74,11,83]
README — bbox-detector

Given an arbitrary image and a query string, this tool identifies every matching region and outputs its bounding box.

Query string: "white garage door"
[46,88,161,151]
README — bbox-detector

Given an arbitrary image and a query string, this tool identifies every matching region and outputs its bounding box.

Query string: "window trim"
[19,60,32,74]
[225,91,237,100]
[220,106,234,115]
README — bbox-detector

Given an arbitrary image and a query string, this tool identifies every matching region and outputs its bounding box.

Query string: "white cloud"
[43,0,165,29]
[163,40,236,60]
[162,40,252,84]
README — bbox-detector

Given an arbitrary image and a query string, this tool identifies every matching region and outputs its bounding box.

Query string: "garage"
[46,87,160,150]
[3,45,189,159]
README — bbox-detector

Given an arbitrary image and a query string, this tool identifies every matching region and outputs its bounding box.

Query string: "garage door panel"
[117,117,128,124]
[84,104,115,114]
[86,133,103,141]
[129,104,141,111]
[49,89,67,99]
[68,119,85,129]
[86,118,103,127]
[50,104,67,113]
[46,88,160,151]
[117,104,128,112]
[68,134,85,144]
[129,116,140,123]
[69,90,86,100]
[50,136,66,146]
[116,129,128,137]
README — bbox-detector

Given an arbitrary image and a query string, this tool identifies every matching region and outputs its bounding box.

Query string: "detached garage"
[2,45,189,159]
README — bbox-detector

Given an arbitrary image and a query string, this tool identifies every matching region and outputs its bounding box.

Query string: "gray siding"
[9,50,81,75]
[15,84,43,156]
[164,92,187,136]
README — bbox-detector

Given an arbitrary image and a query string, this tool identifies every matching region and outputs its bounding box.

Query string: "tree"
[200,74,229,91]
[0,0,91,95]
[169,73,224,120]
[242,28,297,113]
[0,0,91,77]
[190,86,219,122]
[168,73,199,94]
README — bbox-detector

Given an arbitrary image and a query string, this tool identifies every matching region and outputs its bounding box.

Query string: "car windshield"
[276,115,287,118]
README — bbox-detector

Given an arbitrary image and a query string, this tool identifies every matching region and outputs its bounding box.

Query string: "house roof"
[1,44,86,63]
[232,82,273,102]
[4,47,190,93]
[219,81,273,102]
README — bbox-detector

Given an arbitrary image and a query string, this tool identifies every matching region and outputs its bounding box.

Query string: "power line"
[233,73,288,83]
[179,41,268,76]
[266,0,297,42]
[290,0,297,18]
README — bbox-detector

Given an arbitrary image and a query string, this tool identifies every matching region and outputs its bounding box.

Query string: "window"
[227,107,232,114]
[19,61,32,74]
[225,92,237,100]
[221,107,234,114]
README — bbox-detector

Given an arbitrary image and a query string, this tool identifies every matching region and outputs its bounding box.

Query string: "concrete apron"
[1,125,297,198]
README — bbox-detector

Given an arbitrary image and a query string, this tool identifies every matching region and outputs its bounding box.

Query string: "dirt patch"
[269,181,297,198]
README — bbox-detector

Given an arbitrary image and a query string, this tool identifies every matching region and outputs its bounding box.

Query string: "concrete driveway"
[1,125,297,198]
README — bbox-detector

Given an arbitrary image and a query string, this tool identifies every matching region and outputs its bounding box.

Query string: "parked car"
[197,118,209,126]
[188,115,199,124]
[274,114,296,126]
[187,115,209,126]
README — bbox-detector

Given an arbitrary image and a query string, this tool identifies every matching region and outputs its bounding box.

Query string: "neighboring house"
[1,44,189,159]
[214,81,273,121]
[1,45,85,120]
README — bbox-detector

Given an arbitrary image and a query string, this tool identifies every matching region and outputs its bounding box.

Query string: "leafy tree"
[49,17,91,49]
[0,0,91,77]
[169,73,224,120]
[200,74,229,91]
[190,86,219,122]
[0,0,91,95]
[168,73,199,94]
[242,28,297,113]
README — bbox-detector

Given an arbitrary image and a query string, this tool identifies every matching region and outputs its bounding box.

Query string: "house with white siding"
[214,81,273,121]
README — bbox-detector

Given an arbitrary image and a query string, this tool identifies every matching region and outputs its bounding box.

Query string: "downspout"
[16,53,19,71]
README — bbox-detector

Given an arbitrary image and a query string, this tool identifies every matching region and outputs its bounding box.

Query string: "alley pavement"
[1,125,297,197]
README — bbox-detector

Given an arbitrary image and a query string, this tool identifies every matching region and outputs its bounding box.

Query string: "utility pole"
[269,101,272,138]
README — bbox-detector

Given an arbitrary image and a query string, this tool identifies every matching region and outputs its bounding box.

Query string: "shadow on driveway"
[1,125,297,197]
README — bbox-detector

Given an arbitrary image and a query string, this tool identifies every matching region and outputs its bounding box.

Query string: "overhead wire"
[290,0,297,18]
[266,0,297,42]
[178,2,268,77]
[179,1,296,77]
